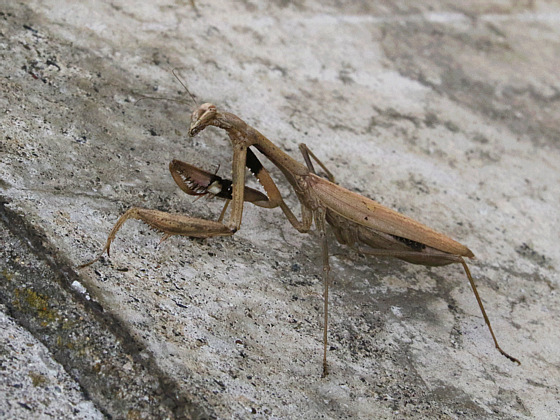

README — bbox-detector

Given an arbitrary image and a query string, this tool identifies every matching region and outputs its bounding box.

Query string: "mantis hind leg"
[358,247,520,364]
[459,259,520,365]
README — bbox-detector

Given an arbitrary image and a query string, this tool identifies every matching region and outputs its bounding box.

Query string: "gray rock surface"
[1,1,559,419]
[0,309,103,419]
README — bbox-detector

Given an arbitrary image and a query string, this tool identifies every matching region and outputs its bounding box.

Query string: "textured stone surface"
[1,1,559,418]
[0,309,103,420]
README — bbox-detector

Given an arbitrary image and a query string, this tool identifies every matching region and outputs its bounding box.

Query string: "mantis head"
[189,103,217,136]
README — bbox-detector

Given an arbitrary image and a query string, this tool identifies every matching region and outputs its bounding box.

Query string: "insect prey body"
[81,102,520,376]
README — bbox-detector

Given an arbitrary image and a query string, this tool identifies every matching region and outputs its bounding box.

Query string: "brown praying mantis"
[80,102,520,376]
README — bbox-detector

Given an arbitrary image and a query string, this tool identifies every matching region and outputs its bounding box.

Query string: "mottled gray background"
[1,1,559,419]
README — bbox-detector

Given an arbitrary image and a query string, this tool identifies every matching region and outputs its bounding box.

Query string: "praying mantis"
[80,102,520,376]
